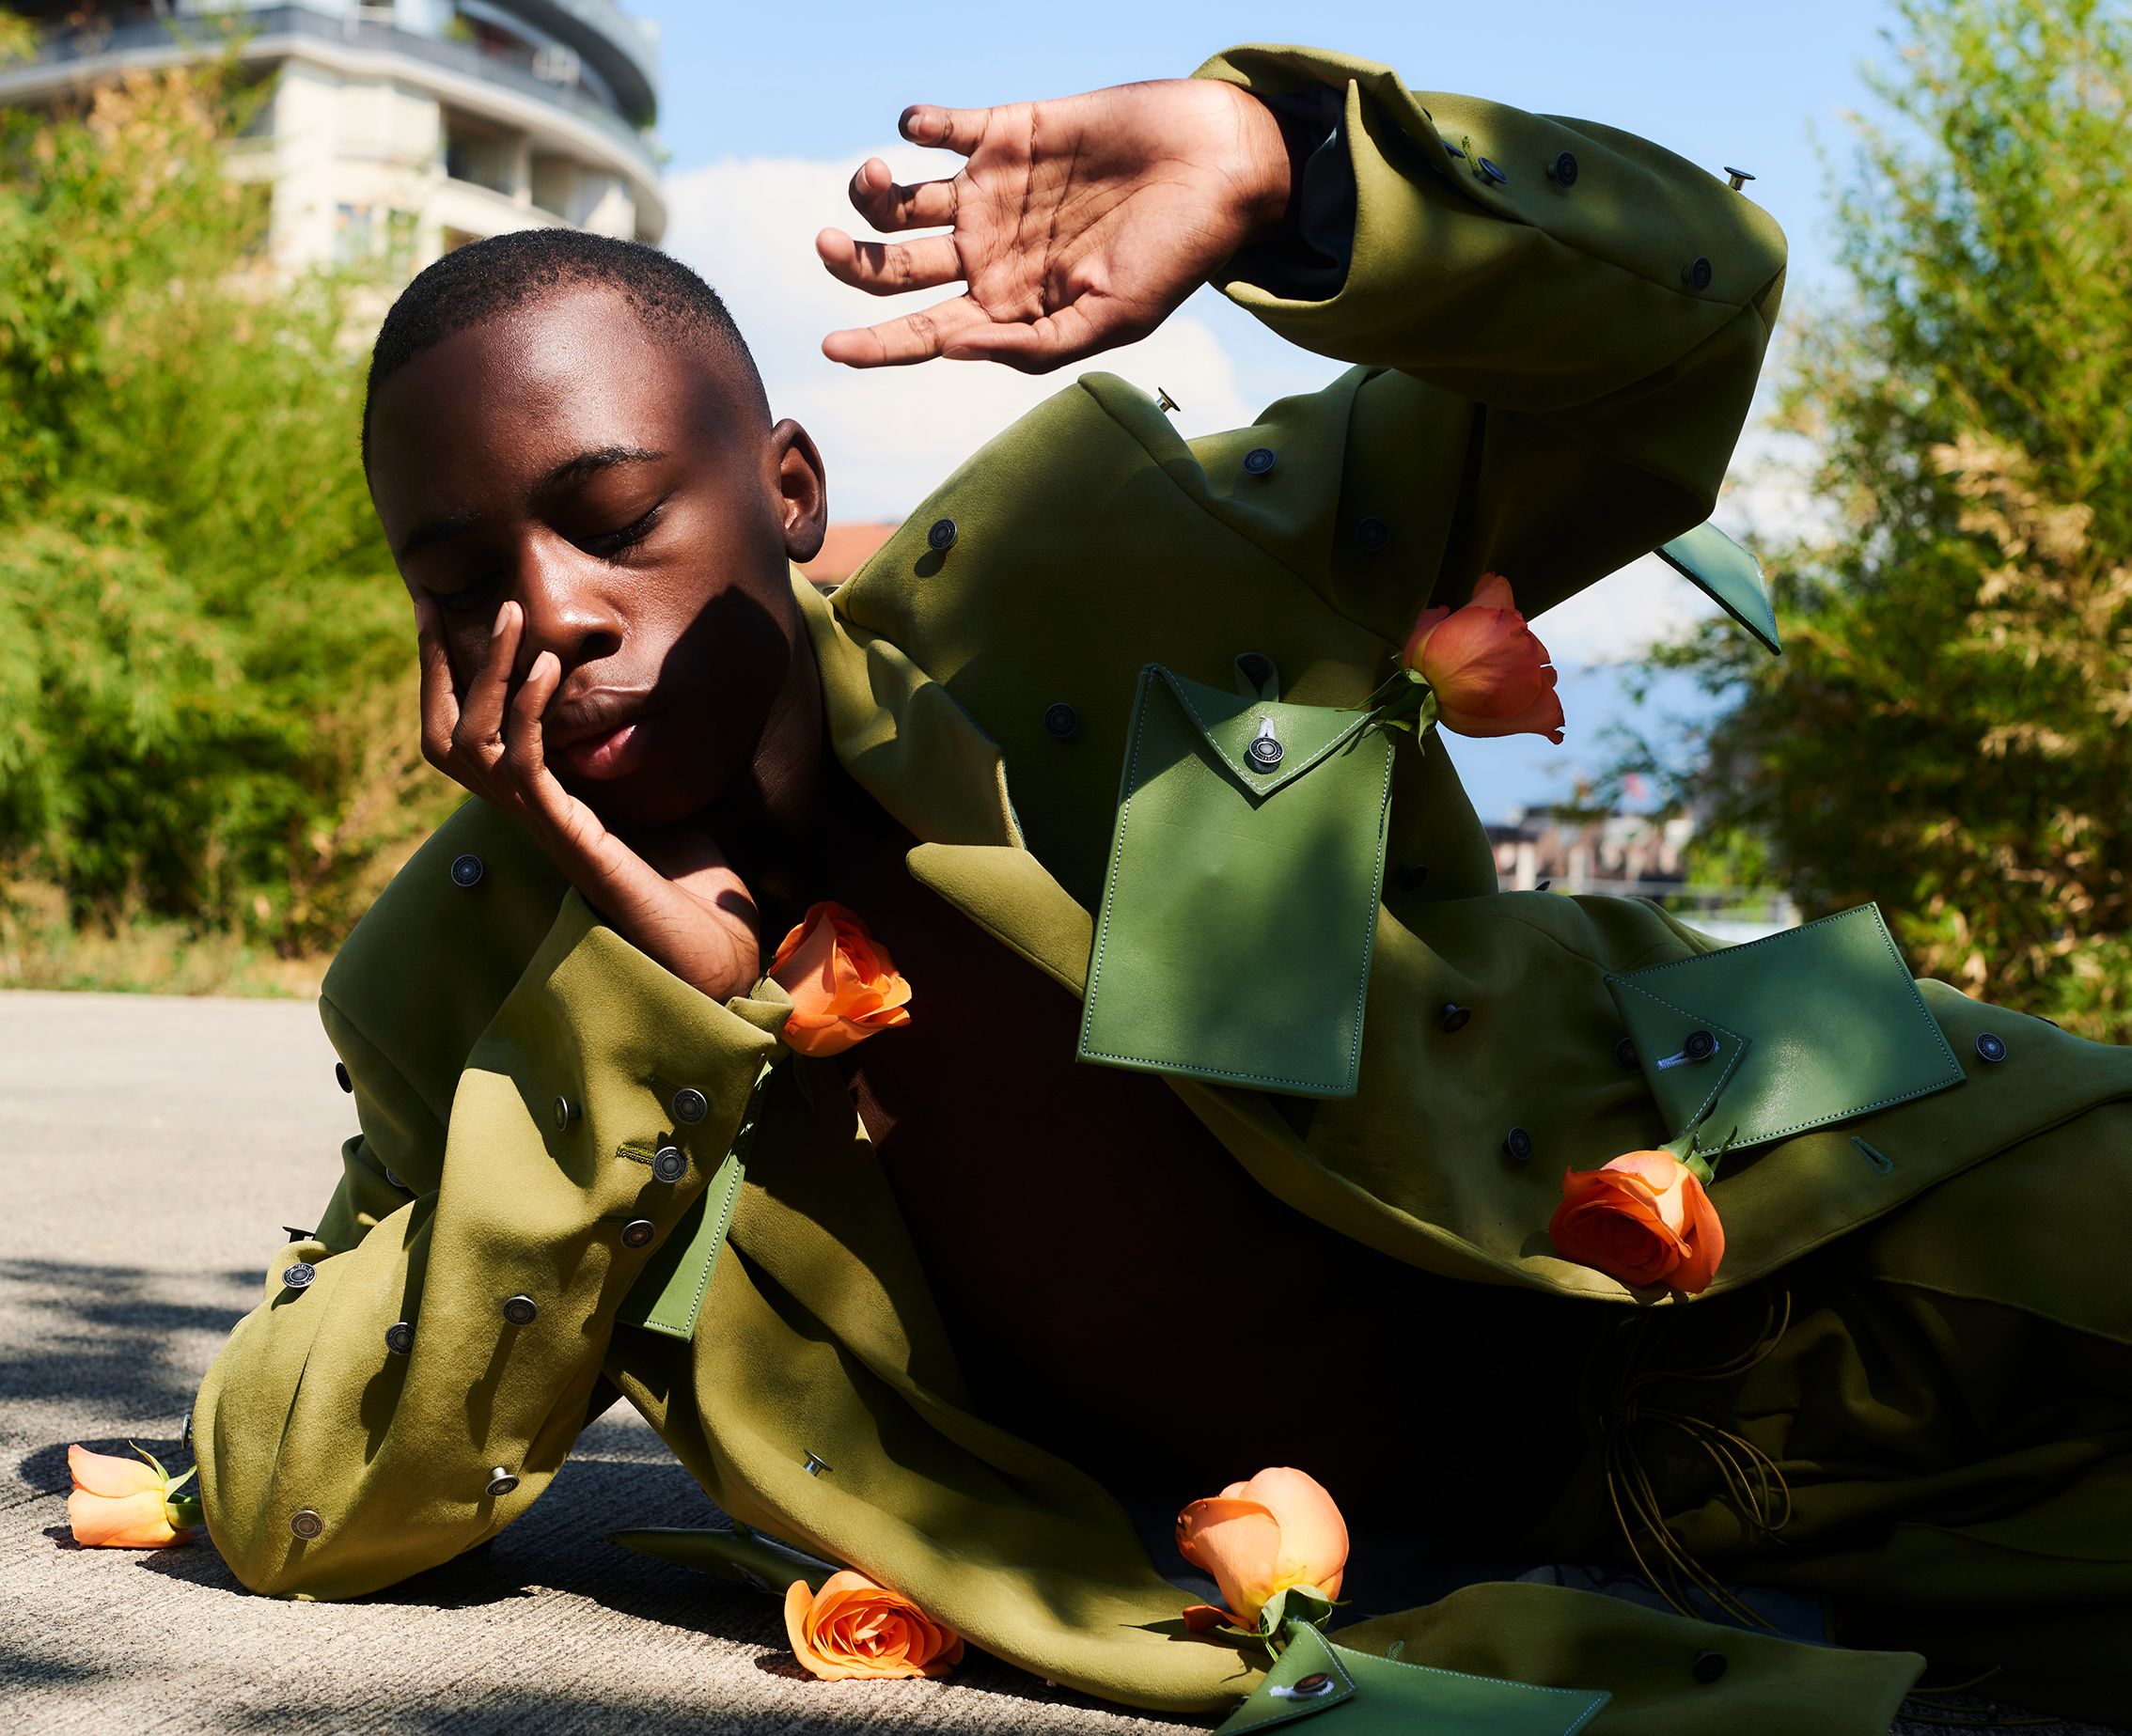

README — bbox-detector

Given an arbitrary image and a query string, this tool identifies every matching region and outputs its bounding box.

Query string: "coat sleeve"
[191,828,788,1600]
[1191,43,1789,635]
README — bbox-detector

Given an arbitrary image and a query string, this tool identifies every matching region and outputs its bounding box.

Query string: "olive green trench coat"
[191,43,2132,1734]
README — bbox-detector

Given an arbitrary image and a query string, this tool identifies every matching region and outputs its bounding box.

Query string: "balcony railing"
[8,6,660,179]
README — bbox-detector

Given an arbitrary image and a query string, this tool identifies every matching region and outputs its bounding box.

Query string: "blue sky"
[632,1,1904,818]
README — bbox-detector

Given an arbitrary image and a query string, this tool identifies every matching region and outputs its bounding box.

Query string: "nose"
[516,535,623,673]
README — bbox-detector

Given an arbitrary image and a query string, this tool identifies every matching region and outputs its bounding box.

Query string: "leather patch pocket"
[1078,665,1394,1099]
[1607,902,1965,1150]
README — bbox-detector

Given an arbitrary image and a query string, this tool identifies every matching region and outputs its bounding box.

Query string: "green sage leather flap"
[1607,903,1964,1150]
[1078,665,1394,1099]
[616,1150,745,1340]
[1658,520,1780,655]
[1213,1621,1608,1735]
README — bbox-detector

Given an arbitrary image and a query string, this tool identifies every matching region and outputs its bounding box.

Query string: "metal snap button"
[1725,166,1756,191]
[1271,1671,1338,1700]
[290,1509,324,1541]
[384,1322,415,1356]
[1692,1649,1729,1683]
[502,1293,538,1326]
[486,1466,520,1497]
[552,1095,577,1132]
[1549,150,1579,184]
[281,1262,317,1291]
[1615,1037,1639,1071]
[1684,1029,1717,1062]
[1042,701,1078,739]
[926,516,957,553]
[1477,156,1507,184]
[1243,446,1277,476]
[1504,1127,1534,1164]
[671,1087,708,1125]
[1439,1003,1471,1034]
[1684,256,1714,291]
[803,1449,834,1477]
[335,1061,353,1094]
[1246,735,1283,770]
[1355,516,1390,552]
[651,1146,688,1183]
[1976,1032,2008,1063]
[620,1219,655,1249]
[449,852,484,889]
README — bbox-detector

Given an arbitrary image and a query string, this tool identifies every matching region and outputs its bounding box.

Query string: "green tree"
[0,40,450,977]
[1654,0,2132,1040]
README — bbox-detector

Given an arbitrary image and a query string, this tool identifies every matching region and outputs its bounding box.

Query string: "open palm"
[817,78,1290,372]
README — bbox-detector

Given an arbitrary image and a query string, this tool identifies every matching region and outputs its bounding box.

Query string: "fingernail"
[492,605,511,637]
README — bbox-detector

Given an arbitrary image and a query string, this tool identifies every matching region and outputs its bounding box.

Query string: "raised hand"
[415,598,763,1004]
[817,77,1291,373]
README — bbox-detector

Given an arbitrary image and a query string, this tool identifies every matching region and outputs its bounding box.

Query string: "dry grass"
[0,881,324,998]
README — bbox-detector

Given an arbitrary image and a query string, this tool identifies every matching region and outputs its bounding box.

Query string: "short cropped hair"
[361,229,765,468]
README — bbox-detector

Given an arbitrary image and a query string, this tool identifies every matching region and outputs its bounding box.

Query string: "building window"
[333,202,375,266]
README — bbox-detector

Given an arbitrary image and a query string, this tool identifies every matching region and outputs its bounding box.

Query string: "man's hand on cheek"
[415,598,762,1004]
[815,77,1291,373]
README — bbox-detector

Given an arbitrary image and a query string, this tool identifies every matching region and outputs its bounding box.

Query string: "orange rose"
[1549,1150,1726,1294]
[1175,1466,1349,1633]
[765,901,913,1057]
[67,1444,196,1549]
[1403,572,1565,743]
[783,1570,964,1681]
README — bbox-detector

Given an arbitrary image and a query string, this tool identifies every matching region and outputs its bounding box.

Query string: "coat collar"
[793,573,1093,997]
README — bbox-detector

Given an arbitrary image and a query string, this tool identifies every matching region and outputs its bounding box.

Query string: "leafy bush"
[1648,0,2132,1040]
[0,49,451,978]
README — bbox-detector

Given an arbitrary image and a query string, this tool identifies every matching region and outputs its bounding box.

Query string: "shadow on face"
[365,285,827,829]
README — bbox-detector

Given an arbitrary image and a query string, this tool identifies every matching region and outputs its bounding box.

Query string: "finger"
[822,294,995,368]
[503,649,562,790]
[815,229,964,296]
[455,602,520,759]
[413,597,461,769]
[847,157,959,230]
[940,303,1125,374]
[898,103,989,156]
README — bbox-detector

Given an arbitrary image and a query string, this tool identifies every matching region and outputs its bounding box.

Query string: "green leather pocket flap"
[1657,520,1780,655]
[1078,665,1395,1099]
[1215,1622,1608,1735]
[1607,903,1964,1150]
[615,1150,745,1340]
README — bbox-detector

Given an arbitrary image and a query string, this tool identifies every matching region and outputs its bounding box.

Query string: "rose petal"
[67,1445,163,1500]
[1233,1467,1349,1596]
[1175,1495,1283,1624]
[69,1487,183,1548]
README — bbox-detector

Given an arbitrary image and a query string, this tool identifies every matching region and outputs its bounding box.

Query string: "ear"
[768,418,828,564]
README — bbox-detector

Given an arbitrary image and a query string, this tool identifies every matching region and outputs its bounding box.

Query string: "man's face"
[366,286,823,829]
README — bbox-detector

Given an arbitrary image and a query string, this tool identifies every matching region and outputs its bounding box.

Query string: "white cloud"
[661,149,1258,521]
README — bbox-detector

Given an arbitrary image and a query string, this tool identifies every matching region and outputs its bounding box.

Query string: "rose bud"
[1175,1465,1349,1634]
[783,1570,964,1681]
[1549,1150,1726,1294]
[765,900,913,1057]
[1403,572,1566,743]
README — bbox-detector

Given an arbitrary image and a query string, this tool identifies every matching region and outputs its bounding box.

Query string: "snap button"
[552,1095,576,1132]
[449,852,484,889]
[1271,1671,1338,1700]
[1355,516,1390,552]
[486,1466,520,1497]
[335,1061,353,1094]
[671,1087,708,1125]
[384,1167,411,1193]
[502,1293,538,1326]
[803,1449,834,1477]
[1042,701,1078,739]
[1692,1650,1729,1683]
[1237,652,1274,690]
[1246,736,1283,771]
[651,1145,688,1183]
[620,1218,656,1249]
[1504,1127,1534,1164]
[1439,1003,1471,1034]
[1976,1032,2008,1063]
[1725,166,1756,191]
[384,1322,414,1355]
[926,516,957,553]
[281,1262,317,1291]
[1615,1037,1639,1071]
[1684,256,1714,292]
[1684,1029,1717,1063]
[1243,446,1277,476]
[1477,156,1507,184]
[1548,149,1579,184]
[289,1509,324,1541]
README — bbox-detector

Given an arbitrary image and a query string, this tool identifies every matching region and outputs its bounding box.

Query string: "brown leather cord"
[1597,1290,1795,1628]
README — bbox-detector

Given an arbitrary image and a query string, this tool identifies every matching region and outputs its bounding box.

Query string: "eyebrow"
[392,446,670,561]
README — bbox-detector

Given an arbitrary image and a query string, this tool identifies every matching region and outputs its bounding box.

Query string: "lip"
[547,689,663,781]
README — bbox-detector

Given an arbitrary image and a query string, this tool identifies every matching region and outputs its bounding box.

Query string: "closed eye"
[578,498,666,561]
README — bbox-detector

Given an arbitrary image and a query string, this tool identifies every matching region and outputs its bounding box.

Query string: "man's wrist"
[1229,86,1295,238]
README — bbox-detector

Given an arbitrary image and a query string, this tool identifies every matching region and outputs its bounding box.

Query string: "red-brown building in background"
[802,522,898,589]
